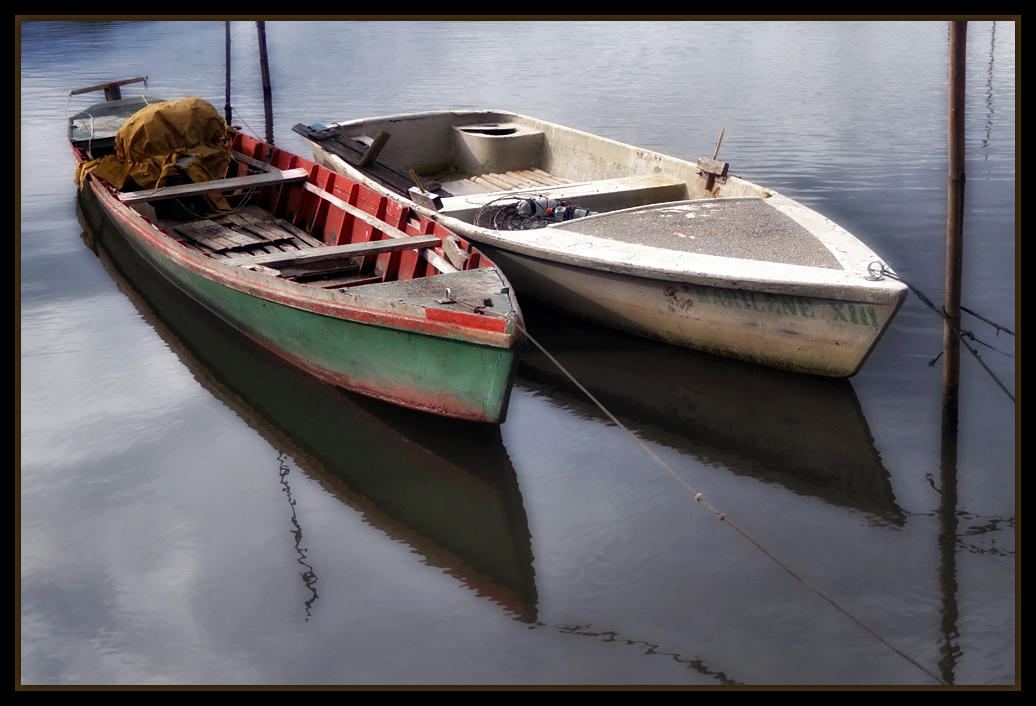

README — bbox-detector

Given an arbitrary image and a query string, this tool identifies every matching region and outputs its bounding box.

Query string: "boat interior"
[148,142,480,291]
[72,97,483,293]
[293,111,769,227]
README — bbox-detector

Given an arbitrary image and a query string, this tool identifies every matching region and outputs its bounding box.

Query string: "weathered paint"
[72,125,523,422]
[473,247,904,378]
[305,110,908,377]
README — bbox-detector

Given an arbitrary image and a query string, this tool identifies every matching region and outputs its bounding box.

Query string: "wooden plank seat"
[300,181,460,275]
[221,234,442,279]
[437,173,687,221]
[118,167,310,204]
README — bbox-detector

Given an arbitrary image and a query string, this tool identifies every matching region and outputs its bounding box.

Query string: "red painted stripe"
[76,136,518,349]
[426,307,508,332]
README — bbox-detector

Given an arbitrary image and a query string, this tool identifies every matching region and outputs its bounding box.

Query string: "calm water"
[20,20,1016,686]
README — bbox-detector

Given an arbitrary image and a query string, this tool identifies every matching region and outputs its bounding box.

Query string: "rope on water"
[230,105,263,142]
[869,263,1015,403]
[452,294,948,686]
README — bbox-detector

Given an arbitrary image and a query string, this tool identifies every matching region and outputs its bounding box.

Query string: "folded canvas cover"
[76,96,235,212]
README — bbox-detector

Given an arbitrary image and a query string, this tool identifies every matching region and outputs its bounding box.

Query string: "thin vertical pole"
[224,22,232,126]
[257,21,274,144]
[256,21,272,100]
[943,21,967,432]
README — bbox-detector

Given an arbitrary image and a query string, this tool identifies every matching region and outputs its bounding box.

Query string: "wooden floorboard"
[170,204,328,258]
[469,168,570,192]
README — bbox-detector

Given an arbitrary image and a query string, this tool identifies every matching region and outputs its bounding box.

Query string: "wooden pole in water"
[938,24,966,671]
[256,21,274,144]
[943,21,967,433]
[224,22,232,125]
[256,21,272,100]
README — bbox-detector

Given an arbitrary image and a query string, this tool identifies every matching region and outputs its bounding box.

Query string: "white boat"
[294,110,907,377]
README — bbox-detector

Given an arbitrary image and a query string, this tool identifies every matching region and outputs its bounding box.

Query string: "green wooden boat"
[69,79,523,423]
[77,196,539,621]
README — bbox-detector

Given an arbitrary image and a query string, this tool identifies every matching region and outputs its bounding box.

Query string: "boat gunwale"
[320,110,907,303]
[71,142,522,350]
[439,200,908,302]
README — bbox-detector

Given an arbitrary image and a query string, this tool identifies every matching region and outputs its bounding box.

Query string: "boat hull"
[472,244,903,377]
[301,110,907,377]
[78,175,520,423]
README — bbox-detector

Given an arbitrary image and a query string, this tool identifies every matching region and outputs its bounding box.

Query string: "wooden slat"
[230,149,275,172]
[467,169,569,192]
[358,131,390,167]
[511,169,560,187]
[171,221,261,252]
[223,205,325,248]
[221,234,441,269]
[70,76,148,96]
[287,259,362,281]
[216,212,301,246]
[118,168,310,204]
[529,167,570,184]
[472,173,518,191]
[314,273,384,289]
[299,182,459,274]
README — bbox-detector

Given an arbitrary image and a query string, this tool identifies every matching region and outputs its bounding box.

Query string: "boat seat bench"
[436,173,688,220]
[144,163,463,279]
[117,168,311,204]
[298,181,461,276]
[221,234,442,272]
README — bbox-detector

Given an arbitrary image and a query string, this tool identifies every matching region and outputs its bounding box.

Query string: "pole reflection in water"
[277,451,320,621]
[937,428,960,685]
[77,191,538,625]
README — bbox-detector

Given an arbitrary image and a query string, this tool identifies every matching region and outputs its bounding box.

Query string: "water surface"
[20,19,1016,686]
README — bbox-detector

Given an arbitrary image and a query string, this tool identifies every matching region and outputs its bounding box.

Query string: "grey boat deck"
[68,95,165,151]
[549,197,844,270]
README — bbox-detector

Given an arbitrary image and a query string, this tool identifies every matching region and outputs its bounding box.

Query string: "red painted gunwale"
[70,131,520,348]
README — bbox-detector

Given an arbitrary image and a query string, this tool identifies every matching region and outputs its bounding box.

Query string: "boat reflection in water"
[77,192,538,623]
[517,303,904,526]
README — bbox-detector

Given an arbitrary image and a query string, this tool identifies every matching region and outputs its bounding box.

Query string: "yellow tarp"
[75,96,236,213]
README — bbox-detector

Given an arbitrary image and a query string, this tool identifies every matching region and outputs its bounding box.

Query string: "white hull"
[298,110,907,377]
[470,245,901,377]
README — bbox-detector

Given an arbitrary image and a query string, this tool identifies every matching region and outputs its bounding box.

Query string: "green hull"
[175,263,519,422]
[83,182,521,423]
[80,198,538,619]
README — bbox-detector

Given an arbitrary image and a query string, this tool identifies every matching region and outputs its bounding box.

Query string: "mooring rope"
[230,106,264,142]
[453,294,948,685]
[870,263,1015,403]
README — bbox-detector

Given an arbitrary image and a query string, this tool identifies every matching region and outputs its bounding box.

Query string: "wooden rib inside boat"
[70,90,523,422]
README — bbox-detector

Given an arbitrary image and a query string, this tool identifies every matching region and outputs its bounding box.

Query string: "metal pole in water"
[943,20,967,433]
